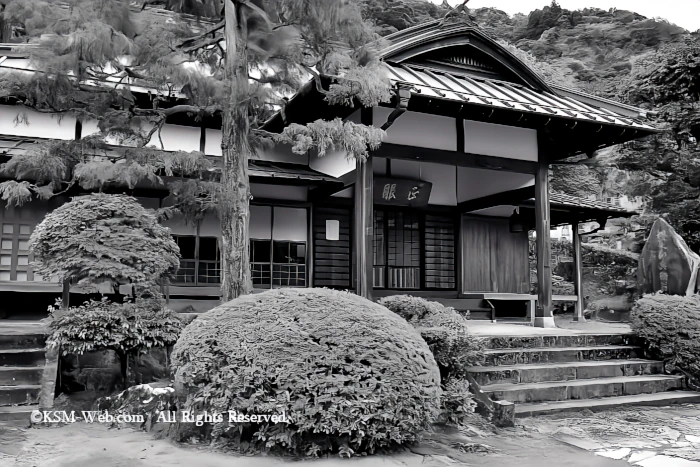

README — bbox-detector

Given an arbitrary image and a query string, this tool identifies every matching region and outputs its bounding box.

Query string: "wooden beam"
[376,143,537,175]
[456,118,465,153]
[572,220,585,322]
[458,186,535,213]
[534,132,554,328]
[308,171,355,202]
[355,108,374,300]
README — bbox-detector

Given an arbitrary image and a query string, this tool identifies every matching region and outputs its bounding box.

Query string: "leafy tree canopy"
[30,193,180,288]
[0,0,390,208]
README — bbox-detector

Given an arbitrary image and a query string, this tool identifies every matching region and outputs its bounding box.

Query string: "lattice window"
[424,216,456,289]
[0,220,39,282]
[172,235,221,285]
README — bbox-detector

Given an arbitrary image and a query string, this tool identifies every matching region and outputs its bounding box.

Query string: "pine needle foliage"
[3,0,392,299]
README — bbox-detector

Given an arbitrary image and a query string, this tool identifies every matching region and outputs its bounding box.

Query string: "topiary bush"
[30,193,180,289]
[377,295,485,426]
[631,293,700,381]
[378,295,485,377]
[170,288,441,457]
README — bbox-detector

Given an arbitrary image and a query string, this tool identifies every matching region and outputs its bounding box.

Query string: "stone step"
[0,384,41,406]
[483,333,637,350]
[0,334,46,351]
[481,374,684,404]
[515,391,700,417]
[484,345,642,366]
[0,367,44,386]
[469,359,664,386]
[0,348,45,367]
[0,404,39,422]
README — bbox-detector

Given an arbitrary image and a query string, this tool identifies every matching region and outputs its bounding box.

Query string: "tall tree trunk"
[220,0,253,301]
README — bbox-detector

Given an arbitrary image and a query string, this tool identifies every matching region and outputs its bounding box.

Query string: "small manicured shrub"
[378,295,485,377]
[631,293,700,379]
[170,288,441,457]
[378,295,485,426]
[48,293,183,387]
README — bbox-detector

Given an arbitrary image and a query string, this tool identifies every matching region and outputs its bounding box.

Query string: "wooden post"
[354,156,374,300]
[534,134,555,328]
[61,278,70,310]
[572,220,586,322]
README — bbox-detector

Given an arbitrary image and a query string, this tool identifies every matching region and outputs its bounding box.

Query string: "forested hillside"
[362,1,700,250]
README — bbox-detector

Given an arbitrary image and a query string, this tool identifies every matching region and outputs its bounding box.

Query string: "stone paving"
[518,404,700,466]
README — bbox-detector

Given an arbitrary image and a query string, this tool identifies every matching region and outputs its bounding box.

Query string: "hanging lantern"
[509,208,525,233]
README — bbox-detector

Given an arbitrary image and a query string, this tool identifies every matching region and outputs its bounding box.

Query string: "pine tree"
[0,0,390,300]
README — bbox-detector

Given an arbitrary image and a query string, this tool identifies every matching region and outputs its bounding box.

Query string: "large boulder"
[170,288,441,457]
[638,218,700,296]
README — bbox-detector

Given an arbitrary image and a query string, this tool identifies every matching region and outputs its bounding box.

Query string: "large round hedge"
[170,288,441,457]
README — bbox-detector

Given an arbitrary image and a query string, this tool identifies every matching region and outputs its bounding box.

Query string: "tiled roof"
[384,62,655,132]
[548,192,635,215]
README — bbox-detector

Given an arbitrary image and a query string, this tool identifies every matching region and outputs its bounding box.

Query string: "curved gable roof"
[380,20,554,93]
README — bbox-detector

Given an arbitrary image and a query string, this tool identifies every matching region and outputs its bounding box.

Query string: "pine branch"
[302,65,328,96]
[134,104,220,118]
[178,19,226,49]
[181,36,225,54]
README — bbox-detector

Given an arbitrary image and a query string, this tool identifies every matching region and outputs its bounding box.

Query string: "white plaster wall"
[199,214,221,237]
[250,205,272,239]
[255,143,308,164]
[309,148,356,178]
[0,105,76,140]
[458,168,534,202]
[81,119,101,137]
[463,120,537,161]
[147,124,201,152]
[205,128,222,156]
[374,108,457,151]
[272,207,307,241]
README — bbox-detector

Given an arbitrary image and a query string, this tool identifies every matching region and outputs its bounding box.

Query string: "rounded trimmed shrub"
[631,293,700,379]
[378,295,485,377]
[170,288,441,457]
[378,295,485,426]
[30,193,180,287]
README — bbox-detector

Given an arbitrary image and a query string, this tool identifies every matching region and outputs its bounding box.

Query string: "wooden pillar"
[572,220,586,322]
[355,108,374,300]
[354,156,373,300]
[61,278,70,310]
[534,135,555,328]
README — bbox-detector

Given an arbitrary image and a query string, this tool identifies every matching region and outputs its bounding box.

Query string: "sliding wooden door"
[460,216,529,293]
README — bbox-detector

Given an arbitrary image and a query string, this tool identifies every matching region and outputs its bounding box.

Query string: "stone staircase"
[468,333,700,417]
[0,332,45,423]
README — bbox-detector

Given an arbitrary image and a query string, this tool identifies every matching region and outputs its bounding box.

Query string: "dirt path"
[0,419,629,467]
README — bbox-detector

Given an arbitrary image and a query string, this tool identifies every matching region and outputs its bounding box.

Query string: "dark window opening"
[251,240,306,289]
[172,235,220,285]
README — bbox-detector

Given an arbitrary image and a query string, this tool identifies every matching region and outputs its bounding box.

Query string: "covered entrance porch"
[264,21,657,327]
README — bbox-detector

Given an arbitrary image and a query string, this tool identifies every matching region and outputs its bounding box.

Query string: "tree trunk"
[117,350,129,389]
[220,0,253,302]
